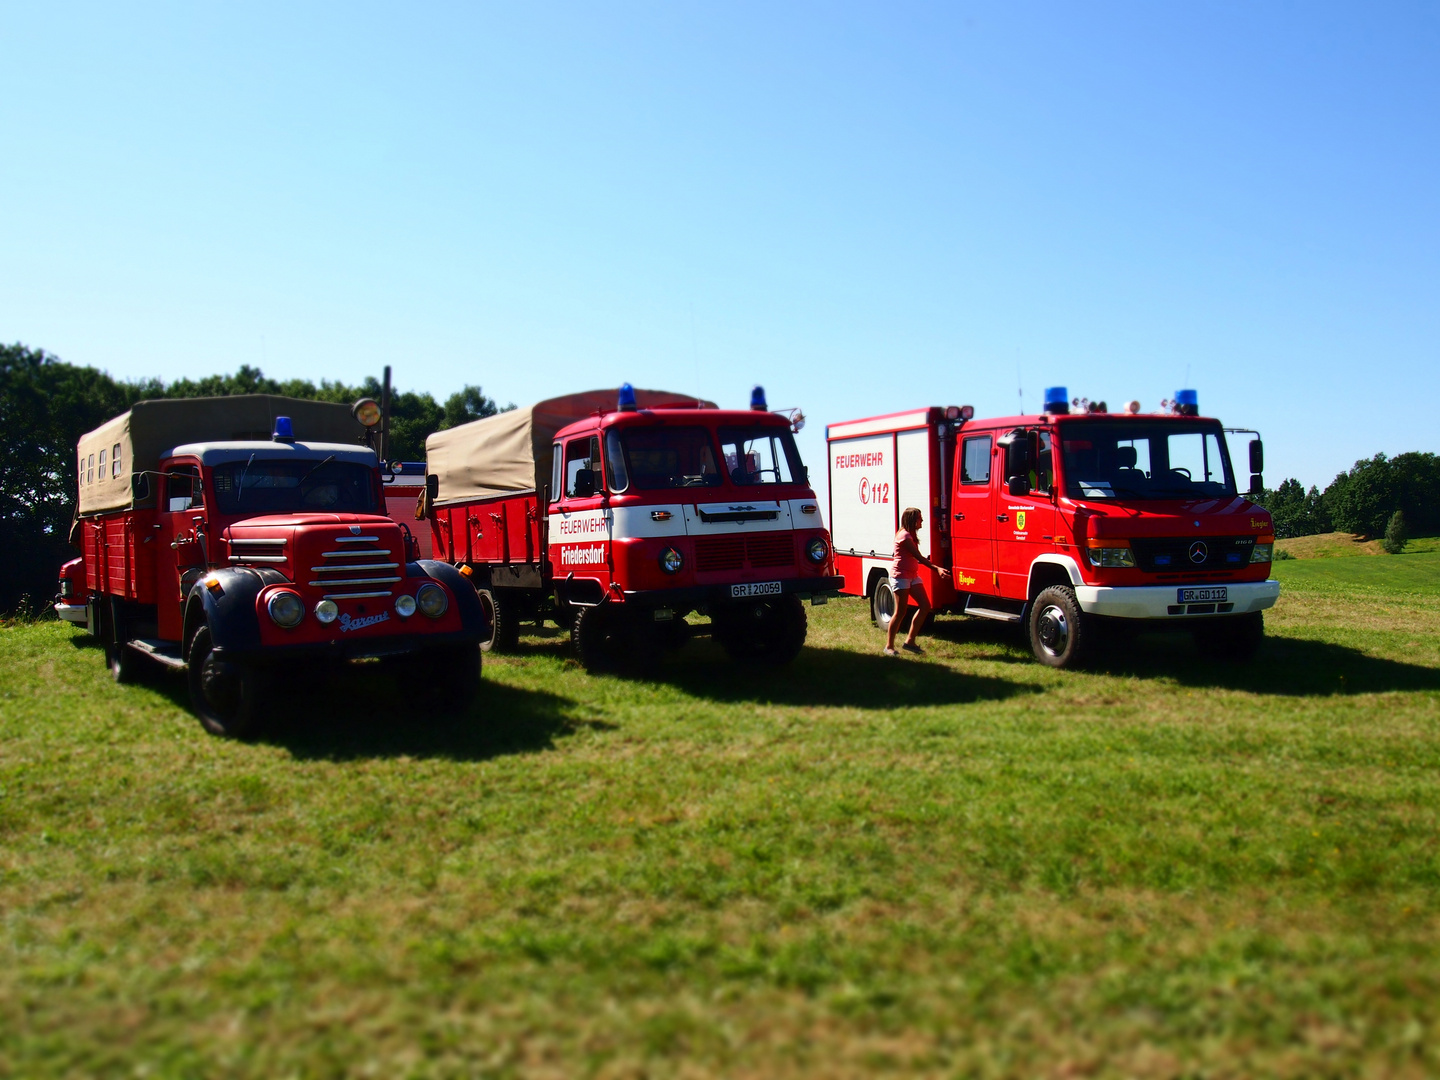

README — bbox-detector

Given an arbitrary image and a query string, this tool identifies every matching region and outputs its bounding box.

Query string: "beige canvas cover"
[76,395,368,515]
[425,388,714,507]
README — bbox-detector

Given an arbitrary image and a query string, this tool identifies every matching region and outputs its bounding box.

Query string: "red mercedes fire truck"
[826,388,1280,666]
[424,385,843,670]
[56,395,486,737]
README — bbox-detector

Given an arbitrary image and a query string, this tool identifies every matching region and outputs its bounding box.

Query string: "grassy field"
[1276,531,1440,559]
[3,556,1440,1078]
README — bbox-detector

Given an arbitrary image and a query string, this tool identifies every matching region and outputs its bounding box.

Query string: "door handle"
[996,514,1008,522]
[953,512,965,521]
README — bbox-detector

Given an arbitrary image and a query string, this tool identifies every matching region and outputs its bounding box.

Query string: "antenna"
[1017,366,1023,414]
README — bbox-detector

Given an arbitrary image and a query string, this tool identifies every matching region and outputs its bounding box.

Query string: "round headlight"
[267,590,304,628]
[659,546,684,574]
[805,537,829,564]
[314,599,339,625]
[395,593,417,618]
[416,582,448,618]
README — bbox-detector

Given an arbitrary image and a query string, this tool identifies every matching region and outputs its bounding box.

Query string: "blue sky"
[3,1,1437,495]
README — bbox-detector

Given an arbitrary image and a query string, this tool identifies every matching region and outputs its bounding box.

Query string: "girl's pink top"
[890,530,920,579]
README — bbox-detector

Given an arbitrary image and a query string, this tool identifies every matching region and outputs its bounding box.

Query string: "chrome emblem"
[349,525,362,534]
[1188,541,1209,564]
[728,505,756,512]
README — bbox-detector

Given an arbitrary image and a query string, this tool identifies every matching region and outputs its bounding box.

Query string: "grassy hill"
[2,557,1438,1077]
[1277,530,1440,559]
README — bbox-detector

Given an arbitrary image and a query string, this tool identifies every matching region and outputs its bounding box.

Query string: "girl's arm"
[902,534,951,576]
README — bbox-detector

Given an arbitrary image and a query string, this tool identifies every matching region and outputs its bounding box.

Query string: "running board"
[130,639,187,669]
[963,602,1024,624]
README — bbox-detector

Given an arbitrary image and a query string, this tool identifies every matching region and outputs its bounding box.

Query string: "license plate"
[1178,586,1227,603]
[731,581,782,598]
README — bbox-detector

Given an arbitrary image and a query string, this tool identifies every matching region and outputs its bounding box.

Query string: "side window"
[1031,431,1053,495]
[166,465,204,512]
[564,437,601,498]
[112,443,123,478]
[99,448,107,479]
[960,436,991,485]
[549,443,563,503]
[78,455,86,487]
[604,428,629,492]
[88,453,95,485]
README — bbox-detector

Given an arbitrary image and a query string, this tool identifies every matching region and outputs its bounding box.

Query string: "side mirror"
[1005,437,1031,481]
[1249,473,1264,496]
[1007,475,1031,497]
[1249,439,1264,474]
[573,469,596,498]
[425,474,439,500]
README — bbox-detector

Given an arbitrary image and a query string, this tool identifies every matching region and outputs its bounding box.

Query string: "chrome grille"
[311,533,401,597]
[229,537,287,564]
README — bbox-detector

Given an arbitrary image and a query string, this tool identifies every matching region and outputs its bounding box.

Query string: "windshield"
[1060,422,1235,500]
[717,426,804,486]
[211,459,378,514]
[609,426,721,490]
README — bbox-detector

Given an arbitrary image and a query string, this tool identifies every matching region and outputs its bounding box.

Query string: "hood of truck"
[1066,495,1272,541]
[222,514,408,597]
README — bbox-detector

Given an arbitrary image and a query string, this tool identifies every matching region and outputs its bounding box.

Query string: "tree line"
[1,342,508,614]
[1253,452,1440,544]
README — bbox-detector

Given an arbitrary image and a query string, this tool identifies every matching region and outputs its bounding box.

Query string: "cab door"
[995,429,1057,600]
[157,461,208,641]
[949,432,998,596]
[549,434,611,590]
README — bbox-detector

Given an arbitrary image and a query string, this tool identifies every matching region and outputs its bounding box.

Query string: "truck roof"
[165,441,379,466]
[827,407,1218,440]
[556,406,793,440]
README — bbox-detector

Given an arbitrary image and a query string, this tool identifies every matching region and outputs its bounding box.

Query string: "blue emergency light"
[273,416,295,442]
[617,383,637,411]
[1175,389,1198,416]
[751,385,767,411]
[1043,387,1069,415]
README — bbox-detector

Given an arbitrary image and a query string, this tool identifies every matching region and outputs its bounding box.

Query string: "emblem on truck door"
[1189,541,1208,564]
[1015,511,1026,531]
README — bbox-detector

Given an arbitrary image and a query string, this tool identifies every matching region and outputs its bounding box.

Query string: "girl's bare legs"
[885,588,910,652]
[903,584,932,646]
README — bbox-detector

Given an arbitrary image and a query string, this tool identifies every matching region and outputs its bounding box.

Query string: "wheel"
[870,577,913,635]
[571,604,623,672]
[102,600,147,684]
[424,645,483,713]
[714,595,808,666]
[477,588,520,653]
[1028,585,1088,668]
[1194,612,1264,662]
[187,625,268,738]
[551,602,577,630]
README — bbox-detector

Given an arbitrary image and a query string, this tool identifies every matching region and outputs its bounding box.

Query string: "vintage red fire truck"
[826,387,1280,666]
[58,395,486,736]
[423,384,843,670]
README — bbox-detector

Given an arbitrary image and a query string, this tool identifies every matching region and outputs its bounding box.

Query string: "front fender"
[411,560,489,638]
[183,566,289,654]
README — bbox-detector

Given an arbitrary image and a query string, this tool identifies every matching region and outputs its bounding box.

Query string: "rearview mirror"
[425,474,438,500]
[1249,473,1264,496]
[1004,437,1031,481]
[1249,439,1264,474]
[1007,476,1031,497]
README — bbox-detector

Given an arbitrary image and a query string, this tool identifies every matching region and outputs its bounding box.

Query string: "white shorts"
[891,576,920,591]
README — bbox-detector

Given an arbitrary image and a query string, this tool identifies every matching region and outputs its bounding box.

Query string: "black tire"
[426,645,483,713]
[187,625,268,738]
[477,588,520,653]
[551,602,577,630]
[1194,611,1264,662]
[1028,585,1088,668]
[714,595,808,666]
[571,604,623,672]
[103,600,147,684]
[870,576,913,635]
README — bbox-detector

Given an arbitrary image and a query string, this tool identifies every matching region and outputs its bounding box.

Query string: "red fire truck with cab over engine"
[423,384,843,670]
[56,395,486,736]
[826,387,1280,666]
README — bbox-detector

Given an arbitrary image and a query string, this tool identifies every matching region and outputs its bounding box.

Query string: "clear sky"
[3,1,1437,496]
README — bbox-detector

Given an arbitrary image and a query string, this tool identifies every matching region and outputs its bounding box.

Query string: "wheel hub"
[1037,605,1069,656]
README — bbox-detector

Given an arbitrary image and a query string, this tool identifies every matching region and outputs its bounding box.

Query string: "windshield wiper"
[236,453,255,506]
[299,455,336,487]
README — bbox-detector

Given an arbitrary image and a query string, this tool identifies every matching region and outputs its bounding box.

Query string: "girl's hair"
[900,507,923,533]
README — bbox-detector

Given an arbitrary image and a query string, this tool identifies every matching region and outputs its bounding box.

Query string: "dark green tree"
[1324,454,1398,538]
[1253,478,1331,539]
[1383,510,1408,555]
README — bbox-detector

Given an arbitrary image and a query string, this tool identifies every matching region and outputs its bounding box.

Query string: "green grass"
[3,559,1440,1078]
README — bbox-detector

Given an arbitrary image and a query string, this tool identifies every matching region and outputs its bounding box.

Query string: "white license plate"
[731,581,783,598]
[1179,586,1227,603]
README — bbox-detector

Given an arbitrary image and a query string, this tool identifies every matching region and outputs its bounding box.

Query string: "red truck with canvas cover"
[56,395,486,736]
[826,388,1280,666]
[424,384,843,670]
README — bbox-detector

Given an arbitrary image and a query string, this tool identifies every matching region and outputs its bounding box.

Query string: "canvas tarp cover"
[76,395,368,515]
[425,389,714,506]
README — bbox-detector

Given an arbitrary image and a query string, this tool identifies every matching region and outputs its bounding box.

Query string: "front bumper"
[1075,579,1280,619]
[54,601,89,626]
[622,575,845,609]
[215,628,482,665]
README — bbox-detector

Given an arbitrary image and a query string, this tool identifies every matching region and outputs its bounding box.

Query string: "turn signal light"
[1086,540,1135,568]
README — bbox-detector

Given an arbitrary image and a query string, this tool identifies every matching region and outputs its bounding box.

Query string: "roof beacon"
[1175,389,1199,417]
[617,383,638,412]
[273,416,295,442]
[1043,387,1069,415]
[751,385,768,411]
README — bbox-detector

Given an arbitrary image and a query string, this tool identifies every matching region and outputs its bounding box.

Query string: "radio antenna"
[1017,366,1024,414]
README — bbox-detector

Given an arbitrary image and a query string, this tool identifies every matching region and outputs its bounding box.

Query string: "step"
[130,639,187,669]
[963,603,1024,624]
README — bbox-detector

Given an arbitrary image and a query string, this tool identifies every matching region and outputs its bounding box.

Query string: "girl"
[885,507,949,656]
